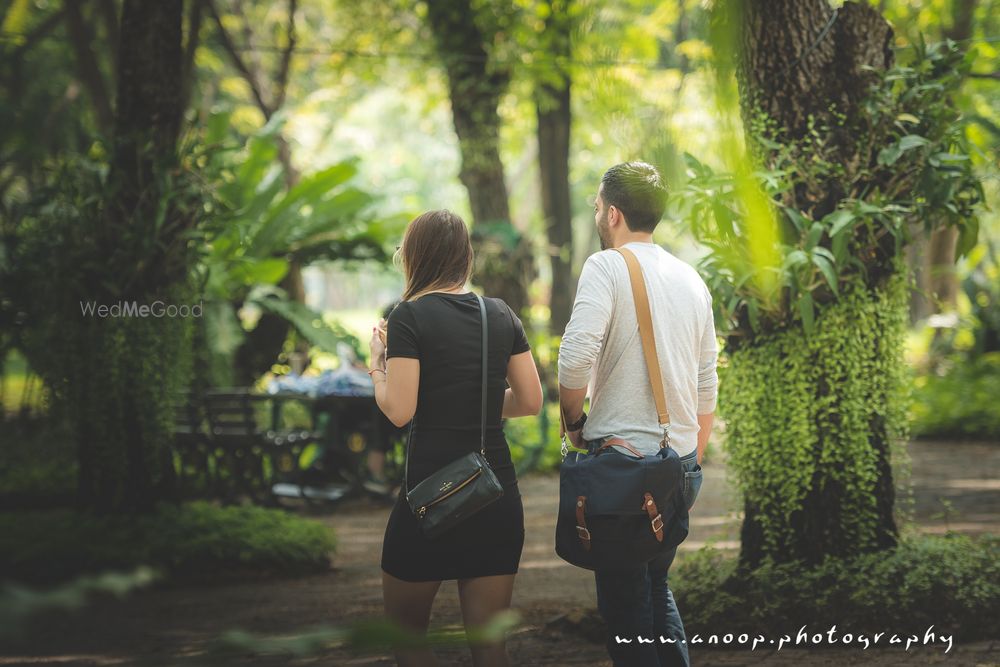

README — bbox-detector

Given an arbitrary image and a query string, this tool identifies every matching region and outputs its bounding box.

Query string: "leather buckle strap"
[597,438,644,459]
[575,496,591,550]
[643,492,664,542]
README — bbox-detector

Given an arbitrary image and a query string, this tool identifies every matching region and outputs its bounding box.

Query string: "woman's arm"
[370,323,419,427]
[502,350,543,418]
[373,357,420,427]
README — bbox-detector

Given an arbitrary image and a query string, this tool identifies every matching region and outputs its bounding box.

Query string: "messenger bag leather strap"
[612,247,671,442]
[643,492,665,542]
[575,496,591,550]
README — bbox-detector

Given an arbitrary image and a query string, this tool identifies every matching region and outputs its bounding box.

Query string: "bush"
[673,534,1000,642]
[0,418,77,501]
[0,501,336,585]
[911,353,1000,439]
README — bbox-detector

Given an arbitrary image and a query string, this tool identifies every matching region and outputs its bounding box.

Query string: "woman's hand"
[369,319,387,370]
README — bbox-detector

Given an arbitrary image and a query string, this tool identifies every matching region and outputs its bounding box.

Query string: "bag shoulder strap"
[403,294,489,497]
[612,247,671,443]
[476,294,488,454]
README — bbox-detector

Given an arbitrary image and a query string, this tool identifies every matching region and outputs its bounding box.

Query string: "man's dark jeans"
[591,445,702,667]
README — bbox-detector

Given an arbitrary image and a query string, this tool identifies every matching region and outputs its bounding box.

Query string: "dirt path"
[4,441,999,666]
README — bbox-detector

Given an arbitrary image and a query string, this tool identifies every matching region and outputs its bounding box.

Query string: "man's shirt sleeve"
[697,287,719,414]
[558,253,616,390]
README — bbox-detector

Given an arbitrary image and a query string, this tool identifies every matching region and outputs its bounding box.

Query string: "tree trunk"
[536,1,575,336]
[77,0,187,513]
[733,0,899,566]
[424,0,531,315]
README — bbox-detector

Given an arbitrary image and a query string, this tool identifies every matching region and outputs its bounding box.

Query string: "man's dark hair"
[600,161,668,233]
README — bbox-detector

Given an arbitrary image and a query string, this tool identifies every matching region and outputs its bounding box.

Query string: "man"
[558,161,718,667]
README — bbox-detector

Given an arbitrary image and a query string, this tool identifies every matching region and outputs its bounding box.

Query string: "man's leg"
[649,548,690,667]
[595,564,660,667]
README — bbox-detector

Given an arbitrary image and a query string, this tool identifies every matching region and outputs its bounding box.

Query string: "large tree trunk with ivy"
[424,0,532,315]
[536,0,575,336]
[75,0,190,513]
[731,0,901,566]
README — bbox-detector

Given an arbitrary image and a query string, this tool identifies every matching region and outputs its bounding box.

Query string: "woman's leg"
[382,570,442,667]
[456,574,516,667]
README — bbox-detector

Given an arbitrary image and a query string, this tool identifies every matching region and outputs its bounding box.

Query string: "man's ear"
[609,205,621,228]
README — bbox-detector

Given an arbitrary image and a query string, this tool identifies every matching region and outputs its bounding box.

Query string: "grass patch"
[0,501,336,585]
[673,534,1000,642]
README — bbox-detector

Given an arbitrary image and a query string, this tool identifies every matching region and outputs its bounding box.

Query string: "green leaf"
[250,295,361,354]
[798,292,815,335]
[230,258,289,286]
[249,161,360,257]
[805,222,824,251]
[203,301,245,356]
[784,249,809,270]
[783,206,809,234]
[827,210,856,238]
[955,217,980,261]
[747,300,760,333]
[877,134,930,166]
[811,252,839,296]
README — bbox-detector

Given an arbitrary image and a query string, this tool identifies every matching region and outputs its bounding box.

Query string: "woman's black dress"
[380,292,530,582]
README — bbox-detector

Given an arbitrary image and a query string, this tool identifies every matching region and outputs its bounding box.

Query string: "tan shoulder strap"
[612,247,670,441]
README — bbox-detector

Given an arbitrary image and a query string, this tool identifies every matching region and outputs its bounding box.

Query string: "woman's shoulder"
[484,296,518,319]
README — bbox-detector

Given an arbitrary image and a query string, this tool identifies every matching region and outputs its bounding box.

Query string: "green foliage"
[673,534,1000,641]
[675,41,982,343]
[211,610,520,658]
[5,152,206,509]
[912,353,1000,439]
[959,241,1000,356]
[0,501,335,584]
[720,272,911,561]
[194,117,406,382]
[504,400,563,474]
[0,418,76,499]
[1,567,157,638]
[910,243,1000,439]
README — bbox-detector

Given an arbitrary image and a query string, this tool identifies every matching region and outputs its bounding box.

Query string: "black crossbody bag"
[403,294,504,539]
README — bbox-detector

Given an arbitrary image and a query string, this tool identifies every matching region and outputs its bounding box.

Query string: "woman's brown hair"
[399,210,474,301]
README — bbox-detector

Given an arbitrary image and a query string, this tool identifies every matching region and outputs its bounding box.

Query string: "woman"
[368,210,543,667]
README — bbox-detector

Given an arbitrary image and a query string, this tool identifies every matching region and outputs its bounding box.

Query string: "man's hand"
[559,384,589,451]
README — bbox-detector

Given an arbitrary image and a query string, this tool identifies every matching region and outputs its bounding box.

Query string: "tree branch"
[272,0,297,110]
[206,0,273,117]
[62,0,115,136]
[181,0,206,111]
[96,0,119,76]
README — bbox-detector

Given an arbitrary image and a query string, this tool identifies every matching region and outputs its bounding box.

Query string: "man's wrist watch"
[566,412,587,432]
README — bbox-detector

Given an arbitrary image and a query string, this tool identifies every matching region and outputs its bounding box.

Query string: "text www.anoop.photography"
[616,624,954,653]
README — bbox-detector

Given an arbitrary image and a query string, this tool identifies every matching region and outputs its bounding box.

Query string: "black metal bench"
[171,388,319,504]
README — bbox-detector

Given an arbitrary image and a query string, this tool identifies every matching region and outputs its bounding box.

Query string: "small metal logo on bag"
[439,480,454,492]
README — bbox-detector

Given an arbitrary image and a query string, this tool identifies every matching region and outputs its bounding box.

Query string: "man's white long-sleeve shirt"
[558,242,718,457]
